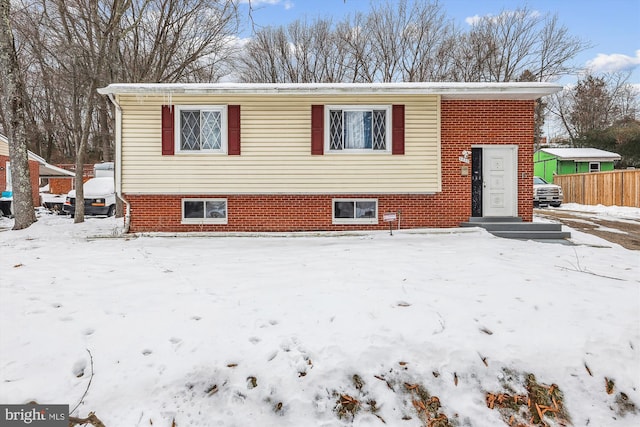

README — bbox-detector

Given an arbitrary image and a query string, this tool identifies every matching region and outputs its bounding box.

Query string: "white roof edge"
[98,82,562,100]
[2,133,74,177]
[27,151,76,177]
[539,148,622,160]
[38,163,76,178]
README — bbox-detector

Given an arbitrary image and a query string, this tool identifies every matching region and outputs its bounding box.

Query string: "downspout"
[107,93,131,233]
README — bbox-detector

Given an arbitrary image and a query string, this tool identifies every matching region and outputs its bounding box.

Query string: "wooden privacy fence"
[553,169,640,207]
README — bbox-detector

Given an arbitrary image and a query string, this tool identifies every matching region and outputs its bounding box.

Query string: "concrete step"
[460,222,562,232]
[490,230,572,240]
[466,216,522,223]
[460,217,571,240]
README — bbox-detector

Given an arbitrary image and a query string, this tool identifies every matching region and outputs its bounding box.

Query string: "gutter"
[107,93,131,233]
[98,81,563,100]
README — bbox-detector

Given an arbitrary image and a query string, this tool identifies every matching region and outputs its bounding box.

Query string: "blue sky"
[238,0,640,84]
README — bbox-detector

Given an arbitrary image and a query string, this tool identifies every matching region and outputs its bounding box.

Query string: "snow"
[1,206,639,426]
[98,82,562,100]
[539,148,621,160]
[556,203,640,221]
[68,177,115,198]
[83,177,114,195]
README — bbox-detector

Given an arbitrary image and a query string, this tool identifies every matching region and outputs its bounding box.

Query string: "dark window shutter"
[228,105,241,155]
[311,105,324,155]
[161,105,175,155]
[392,104,405,155]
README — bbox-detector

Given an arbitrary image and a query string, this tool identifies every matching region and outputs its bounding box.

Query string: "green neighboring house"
[534,148,621,183]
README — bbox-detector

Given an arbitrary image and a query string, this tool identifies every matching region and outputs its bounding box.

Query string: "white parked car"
[63,177,116,217]
[533,176,563,207]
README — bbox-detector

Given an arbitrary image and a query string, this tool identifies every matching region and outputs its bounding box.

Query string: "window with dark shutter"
[392,104,405,155]
[161,105,175,155]
[311,105,324,155]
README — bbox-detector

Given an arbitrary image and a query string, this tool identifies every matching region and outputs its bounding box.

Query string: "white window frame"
[332,198,378,224]
[181,198,228,224]
[589,162,600,172]
[324,105,392,153]
[175,105,228,154]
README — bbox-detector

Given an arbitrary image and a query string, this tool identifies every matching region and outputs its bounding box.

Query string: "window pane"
[205,200,226,218]
[334,201,355,218]
[329,110,343,150]
[372,110,386,150]
[181,111,200,150]
[184,201,204,218]
[344,111,372,149]
[201,111,222,150]
[355,201,376,218]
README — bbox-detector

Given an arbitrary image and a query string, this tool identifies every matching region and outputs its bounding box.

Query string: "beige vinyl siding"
[0,139,9,156]
[118,94,441,194]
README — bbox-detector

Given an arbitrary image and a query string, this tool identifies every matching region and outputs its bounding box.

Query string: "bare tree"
[398,0,455,82]
[117,0,239,83]
[334,13,375,83]
[238,2,586,85]
[5,0,239,222]
[0,0,36,229]
[238,26,289,83]
[451,6,590,82]
[549,72,639,146]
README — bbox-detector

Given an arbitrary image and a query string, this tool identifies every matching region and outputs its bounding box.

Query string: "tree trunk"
[0,0,36,229]
[73,145,85,223]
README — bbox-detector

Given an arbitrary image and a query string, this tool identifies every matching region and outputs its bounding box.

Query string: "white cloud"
[465,14,482,26]
[283,0,294,10]
[465,9,541,26]
[586,50,640,73]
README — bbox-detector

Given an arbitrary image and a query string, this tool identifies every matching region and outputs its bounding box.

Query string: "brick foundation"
[126,193,466,232]
[125,99,535,232]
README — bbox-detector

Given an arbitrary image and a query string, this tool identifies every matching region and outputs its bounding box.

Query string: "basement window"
[332,199,378,224]
[182,198,227,224]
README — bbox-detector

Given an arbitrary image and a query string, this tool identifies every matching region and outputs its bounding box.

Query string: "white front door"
[482,146,517,217]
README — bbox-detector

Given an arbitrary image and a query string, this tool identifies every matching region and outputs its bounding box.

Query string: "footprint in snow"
[249,337,261,344]
[83,328,95,336]
[259,319,279,328]
[142,349,153,356]
[72,359,87,378]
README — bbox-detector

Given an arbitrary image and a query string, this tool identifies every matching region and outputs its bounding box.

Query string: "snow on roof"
[540,148,621,161]
[83,176,114,195]
[98,82,562,100]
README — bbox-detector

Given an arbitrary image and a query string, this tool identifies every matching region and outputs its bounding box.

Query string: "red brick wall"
[0,155,7,193]
[0,154,40,207]
[48,164,92,194]
[440,100,535,223]
[125,99,535,232]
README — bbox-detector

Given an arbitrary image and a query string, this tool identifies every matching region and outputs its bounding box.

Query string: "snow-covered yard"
[0,209,638,426]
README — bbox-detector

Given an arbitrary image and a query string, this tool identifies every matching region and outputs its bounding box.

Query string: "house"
[534,148,621,183]
[0,134,75,216]
[98,82,561,233]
